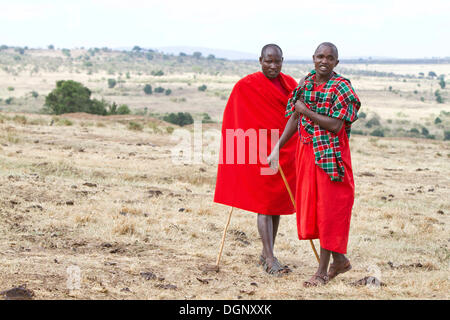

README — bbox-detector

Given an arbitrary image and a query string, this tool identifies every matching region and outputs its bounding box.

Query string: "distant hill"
[154,46,258,61]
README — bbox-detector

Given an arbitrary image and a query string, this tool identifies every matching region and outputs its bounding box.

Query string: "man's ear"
[335,59,340,67]
[259,56,263,64]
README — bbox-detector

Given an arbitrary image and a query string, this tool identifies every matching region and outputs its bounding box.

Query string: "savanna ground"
[0,48,449,299]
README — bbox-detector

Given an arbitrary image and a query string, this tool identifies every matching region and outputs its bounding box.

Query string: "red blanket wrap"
[214,72,298,215]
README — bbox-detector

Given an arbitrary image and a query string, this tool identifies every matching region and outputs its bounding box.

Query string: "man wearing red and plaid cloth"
[268,42,361,286]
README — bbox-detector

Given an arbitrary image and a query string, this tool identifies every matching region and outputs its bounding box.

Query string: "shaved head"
[314,42,338,59]
[261,44,283,58]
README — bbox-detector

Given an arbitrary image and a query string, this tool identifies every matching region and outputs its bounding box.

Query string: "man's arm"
[267,111,299,169]
[295,100,343,134]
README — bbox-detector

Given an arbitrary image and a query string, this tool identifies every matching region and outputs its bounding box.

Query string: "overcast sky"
[1,0,449,59]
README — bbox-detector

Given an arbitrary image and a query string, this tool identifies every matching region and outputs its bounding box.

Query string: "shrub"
[198,85,207,92]
[44,80,107,115]
[165,89,172,96]
[202,113,214,123]
[435,90,444,104]
[151,70,164,76]
[55,118,73,126]
[13,115,27,125]
[370,128,384,137]
[154,87,164,93]
[358,111,367,119]
[166,126,174,134]
[351,129,364,135]
[62,49,71,57]
[143,84,152,95]
[7,86,14,91]
[434,117,442,124]
[163,112,194,126]
[128,121,143,131]
[365,116,380,128]
[444,131,450,141]
[108,78,117,88]
[421,127,429,136]
[117,104,131,115]
[5,97,13,105]
[31,91,39,98]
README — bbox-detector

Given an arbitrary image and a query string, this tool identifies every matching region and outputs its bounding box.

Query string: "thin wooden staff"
[278,164,320,263]
[215,206,234,268]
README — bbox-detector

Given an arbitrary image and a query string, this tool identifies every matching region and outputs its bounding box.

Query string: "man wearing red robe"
[268,42,361,286]
[214,44,298,275]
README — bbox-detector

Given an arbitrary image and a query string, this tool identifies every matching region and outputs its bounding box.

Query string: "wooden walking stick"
[214,206,234,270]
[278,164,320,263]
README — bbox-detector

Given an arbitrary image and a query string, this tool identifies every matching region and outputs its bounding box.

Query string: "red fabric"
[270,75,290,96]
[295,124,355,253]
[214,71,298,215]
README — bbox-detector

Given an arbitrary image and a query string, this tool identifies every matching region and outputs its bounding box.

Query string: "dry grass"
[0,56,449,299]
[0,111,448,300]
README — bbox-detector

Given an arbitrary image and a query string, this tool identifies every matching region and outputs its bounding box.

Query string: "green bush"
[154,87,164,93]
[444,131,450,141]
[358,111,367,119]
[365,116,380,128]
[151,70,164,76]
[370,128,384,137]
[143,84,152,95]
[128,121,143,131]
[7,86,14,91]
[55,118,73,126]
[198,85,207,92]
[31,91,39,98]
[5,97,13,105]
[44,80,107,115]
[166,126,174,134]
[165,89,172,96]
[108,102,130,115]
[202,113,214,123]
[351,129,365,135]
[107,78,117,88]
[117,104,131,115]
[435,90,444,104]
[163,112,194,126]
[62,49,71,57]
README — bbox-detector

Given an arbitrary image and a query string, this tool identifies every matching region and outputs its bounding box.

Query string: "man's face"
[259,47,283,79]
[313,45,339,78]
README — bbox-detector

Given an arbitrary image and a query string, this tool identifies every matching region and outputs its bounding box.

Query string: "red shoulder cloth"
[214,72,298,215]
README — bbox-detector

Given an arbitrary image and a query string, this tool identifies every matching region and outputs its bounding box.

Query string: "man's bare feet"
[327,259,352,280]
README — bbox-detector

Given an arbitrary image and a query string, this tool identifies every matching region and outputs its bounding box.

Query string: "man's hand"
[267,146,279,170]
[294,100,309,115]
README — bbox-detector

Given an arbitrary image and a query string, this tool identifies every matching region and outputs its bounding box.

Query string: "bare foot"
[327,259,352,280]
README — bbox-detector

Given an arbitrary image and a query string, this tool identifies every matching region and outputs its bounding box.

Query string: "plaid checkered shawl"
[286,70,361,181]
